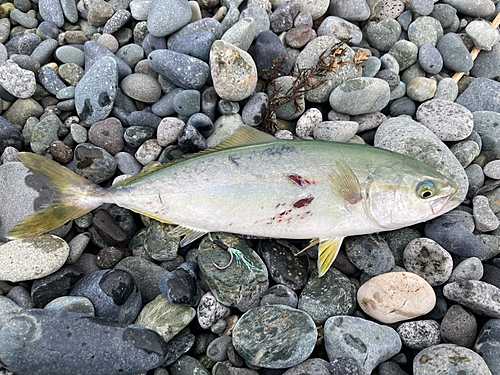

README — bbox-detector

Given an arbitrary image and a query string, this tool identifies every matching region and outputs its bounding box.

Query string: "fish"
[8,125,461,276]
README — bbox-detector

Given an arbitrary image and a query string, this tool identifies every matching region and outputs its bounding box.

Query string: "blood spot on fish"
[293,196,314,208]
[288,174,316,188]
[158,193,163,204]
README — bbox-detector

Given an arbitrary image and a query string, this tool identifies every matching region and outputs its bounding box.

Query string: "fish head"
[365,155,461,230]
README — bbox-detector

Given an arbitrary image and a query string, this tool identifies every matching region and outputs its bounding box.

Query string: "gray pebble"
[397,320,441,350]
[406,77,436,102]
[389,40,418,71]
[443,280,500,319]
[440,304,478,348]
[67,232,91,264]
[345,234,395,276]
[437,33,474,73]
[241,92,268,126]
[313,121,358,143]
[407,16,443,48]
[121,73,161,103]
[260,284,298,308]
[418,44,443,75]
[434,77,458,101]
[207,335,232,362]
[473,195,499,232]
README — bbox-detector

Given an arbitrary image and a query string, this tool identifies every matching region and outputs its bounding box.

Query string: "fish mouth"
[431,190,462,216]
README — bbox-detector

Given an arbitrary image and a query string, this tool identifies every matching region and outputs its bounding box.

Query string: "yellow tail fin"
[8,153,104,239]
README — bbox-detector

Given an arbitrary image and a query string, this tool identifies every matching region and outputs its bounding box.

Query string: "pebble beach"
[0,0,500,374]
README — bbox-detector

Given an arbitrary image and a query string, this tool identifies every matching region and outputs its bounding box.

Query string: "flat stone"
[443,280,500,319]
[134,294,195,342]
[0,235,69,282]
[357,272,436,324]
[416,98,473,141]
[148,49,209,90]
[456,78,500,113]
[0,60,36,99]
[474,318,500,374]
[74,143,117,184]
[344,234,395,276]
[317,16,362,44]
[75,56,118,125]
[324,315,402,375]
[0,309,167,375]
[437,33,474,72]
[441,0,495,18]
[121,73,161,103]
[210,40,257,101]
[166,18,223,49]
[329,77,390,115]
[44,296,94,315]
[222,18,255,51]
[413,344,492,375]
[88,117,124,156]
[197,233,268,312]
[84,41,132,81]
[170,30,215,62]
[298,267,356,325]
[232,305,317,369]
[39,0,64,27]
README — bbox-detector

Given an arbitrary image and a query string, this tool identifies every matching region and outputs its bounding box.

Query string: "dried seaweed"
[259,40,357,134]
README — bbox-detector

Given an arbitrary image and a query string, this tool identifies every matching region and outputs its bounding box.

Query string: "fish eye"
[416,180,437,199]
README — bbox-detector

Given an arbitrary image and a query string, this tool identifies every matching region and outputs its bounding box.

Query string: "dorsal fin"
[113,125,277,188]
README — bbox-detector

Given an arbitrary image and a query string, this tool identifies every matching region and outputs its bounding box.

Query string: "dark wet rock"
[70,269,141,324]
[0,309,167,375]
[233,305,317,368]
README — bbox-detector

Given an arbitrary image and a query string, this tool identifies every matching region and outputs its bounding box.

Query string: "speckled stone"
[232,305,317,369]
[313,121,359,143]
[407,16,443,48]
[357,272,436,324]
[197,291,231,329]
[0,235,69,282]
[451,267,500,305]
[329,77,390,115]
[298,267,356,325]
[345,234,395,276]
[324,315,402,375]
[210,40,257,101]
[39,0,64,27]
[413,344,491,375]
[374,116,468,202]
[473,195,499,232]
[30,115,60,155]
[148,49,210,90]
[440,304,477,347]
[441,0,495,18]
[397,320,441,350]
[0,60,36,99]
[75,56,118,125]
[474,318,500,374]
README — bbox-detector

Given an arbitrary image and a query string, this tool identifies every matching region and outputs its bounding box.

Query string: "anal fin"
[317,237,344,277]
[168,225,208,247]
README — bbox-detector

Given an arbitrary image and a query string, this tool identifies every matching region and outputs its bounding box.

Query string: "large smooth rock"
[443,280,500,319]
[210,40,257,101]
[357,272,436,323]
[0,235,69,282]
[0,309,167,375]
[232,305,317,369]
[75,56,118,125]
[374,116,468,201]
[197,233,268,311]
[324,315,402,375]
[147,0,191,37]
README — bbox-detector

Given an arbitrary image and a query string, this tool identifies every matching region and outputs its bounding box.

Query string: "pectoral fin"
[168,226,208,247]
[330,160,362,206]
[317,237,344,277]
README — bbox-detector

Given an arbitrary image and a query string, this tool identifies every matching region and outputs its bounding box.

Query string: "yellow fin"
[295,238,319,255]
[8,153,103,239]
[330,160,362,206]
[317,237,344,277]
[113,125,277,188]
[168,226,208,247]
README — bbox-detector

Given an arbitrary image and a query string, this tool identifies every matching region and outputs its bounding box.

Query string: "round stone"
[0,60,36,99]
[397,320,441,350]
[440,304,477,347]
[449,257,483,282]
[406,77,436,102]
[317,16,362,44]
[70,269,142,324]
[261,284,298,308]
[345,234,395,276]
[157,117,185,147]
[147,0,191,37]
[197,291,231,330]
[466,20,500,51]
[232,305,317,368]
[295,108,322,138]
[313,121,359,143]
[418,44,443,75]
[170,30,215,62]
[473,195,499,232]
[241,92,268,126]
[413,344,491,375]
[120,73,161,103]
[407,16,443,48]
[388,40,418,71]
[210,40,257,101]
[0,235,69,282]
[474,319,500,372]
[158,262,201,307]
[366,20,400,52]
[437,33,474,73]
[88,117,124,156]
[329,77,390,115]
[324,315,402,375]
[357,272,436,324]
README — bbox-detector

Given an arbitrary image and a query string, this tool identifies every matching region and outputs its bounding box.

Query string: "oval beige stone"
[0,235,70,282]
[357,272,436,324]
[210,40,257,101]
